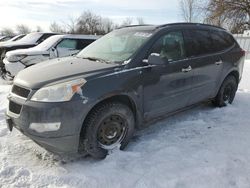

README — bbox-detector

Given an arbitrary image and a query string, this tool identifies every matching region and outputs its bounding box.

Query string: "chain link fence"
[234,34,250,60]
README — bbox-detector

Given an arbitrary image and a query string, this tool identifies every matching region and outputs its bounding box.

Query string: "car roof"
[118,23,226,32]
[157,23,226,30]
[31,32,59,35]
[61,34,101,40]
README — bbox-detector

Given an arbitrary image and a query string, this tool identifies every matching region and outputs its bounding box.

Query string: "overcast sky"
[0,0,181,32]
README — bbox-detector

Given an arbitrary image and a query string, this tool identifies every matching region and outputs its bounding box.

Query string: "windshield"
[33,35,63,51]
[10,34,25,41]
[77,29,153,63]
[17,33,43,43]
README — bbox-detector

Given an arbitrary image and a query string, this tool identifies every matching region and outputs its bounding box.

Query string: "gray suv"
[5,23,245,159]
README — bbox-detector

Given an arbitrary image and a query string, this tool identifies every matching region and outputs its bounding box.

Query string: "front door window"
[150,31,186,62]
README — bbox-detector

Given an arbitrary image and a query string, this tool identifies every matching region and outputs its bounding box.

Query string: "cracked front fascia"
[76,86,89,104]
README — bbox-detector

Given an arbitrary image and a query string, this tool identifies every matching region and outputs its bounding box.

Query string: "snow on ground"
[1,61,250,188]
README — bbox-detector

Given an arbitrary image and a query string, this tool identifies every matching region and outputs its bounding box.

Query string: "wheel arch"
[227,70,239,84]
[214,69,240,98]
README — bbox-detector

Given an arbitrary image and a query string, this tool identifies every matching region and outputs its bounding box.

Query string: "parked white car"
[3,34,99,77]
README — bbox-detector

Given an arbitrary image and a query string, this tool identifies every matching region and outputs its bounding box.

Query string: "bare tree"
[51,11,116,35]
[137,17,145,25]
[100,18,115,33]
[179,0,201,22]
[50,22,65,33]
[76,11,103,34]
[63,16,78,34]
[205,0,250,33]
[36,26,43,32]
[121,17,133,26]
[16,24,31,34]
[0,28,15,36]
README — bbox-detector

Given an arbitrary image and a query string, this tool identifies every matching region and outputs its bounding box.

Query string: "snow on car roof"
[62,34,101,40]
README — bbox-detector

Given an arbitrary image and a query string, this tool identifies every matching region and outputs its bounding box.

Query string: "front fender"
[76,70,144,132]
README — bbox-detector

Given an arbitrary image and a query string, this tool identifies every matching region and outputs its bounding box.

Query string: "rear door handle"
[182,65,192,72]
[215,60,223,65]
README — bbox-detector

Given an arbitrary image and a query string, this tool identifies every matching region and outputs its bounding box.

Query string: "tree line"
[1,11,144,36]
[1,2,249,36]
[179,0,250,33]
[0,24,42,36]
[49,11,144,35]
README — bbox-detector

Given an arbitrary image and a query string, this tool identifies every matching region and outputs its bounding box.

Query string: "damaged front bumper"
[5,95,90,154]
[0,61,14,80]
[3,58,26,77]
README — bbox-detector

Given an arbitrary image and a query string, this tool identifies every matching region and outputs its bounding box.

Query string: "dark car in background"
[0,34,25,45]
[0,36,14,42]
[5,23,245,159]
[0,32,57,76]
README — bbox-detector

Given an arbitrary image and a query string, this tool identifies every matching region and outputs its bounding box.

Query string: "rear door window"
[186,30,213,57]
[149,31,187,62]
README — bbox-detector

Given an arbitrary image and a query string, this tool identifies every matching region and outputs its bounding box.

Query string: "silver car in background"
[3,34,100,77]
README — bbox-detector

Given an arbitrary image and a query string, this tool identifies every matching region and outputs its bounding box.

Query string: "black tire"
[81,102,135,159]
[213,75,238,107]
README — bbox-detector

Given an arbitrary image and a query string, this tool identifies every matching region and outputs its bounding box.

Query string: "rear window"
[77,39,94,50]
[210,30,235,52]
[186,30,213,57]
[36,33,56,44]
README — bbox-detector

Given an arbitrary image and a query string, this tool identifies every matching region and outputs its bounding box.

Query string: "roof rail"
[117,24,154,29]
[156,22,226,30]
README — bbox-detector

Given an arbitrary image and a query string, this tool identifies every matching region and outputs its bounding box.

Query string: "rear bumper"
[3,58,25,76]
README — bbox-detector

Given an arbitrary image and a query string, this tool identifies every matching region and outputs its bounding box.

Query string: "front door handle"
[182,65,192,73]
[215,60,223,65]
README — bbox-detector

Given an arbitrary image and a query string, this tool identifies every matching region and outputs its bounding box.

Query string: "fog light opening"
[29,122,61,133]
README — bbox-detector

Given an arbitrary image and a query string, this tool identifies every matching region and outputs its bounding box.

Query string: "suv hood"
[6,48,47,57]
[15,56,119,89]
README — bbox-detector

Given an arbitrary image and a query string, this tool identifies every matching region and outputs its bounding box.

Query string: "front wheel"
[81,102,135,159]
[213,75,238,107]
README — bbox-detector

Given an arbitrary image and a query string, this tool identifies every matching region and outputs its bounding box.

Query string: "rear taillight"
[240,48,246,56]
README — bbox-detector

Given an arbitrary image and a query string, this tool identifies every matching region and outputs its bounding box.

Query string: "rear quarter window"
[210,30,235,52]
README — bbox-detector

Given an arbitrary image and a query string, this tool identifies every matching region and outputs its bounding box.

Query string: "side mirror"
[144,53,167,65]
[50,47,58,58]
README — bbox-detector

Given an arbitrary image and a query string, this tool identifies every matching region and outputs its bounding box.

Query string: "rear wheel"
[213,75,238,107]
[81,102,135,159]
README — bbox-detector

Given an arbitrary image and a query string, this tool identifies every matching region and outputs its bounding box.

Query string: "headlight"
[7,55,27,62]
[31,78,87,102]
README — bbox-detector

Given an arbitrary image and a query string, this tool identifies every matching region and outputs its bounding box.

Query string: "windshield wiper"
[81,56,111,64]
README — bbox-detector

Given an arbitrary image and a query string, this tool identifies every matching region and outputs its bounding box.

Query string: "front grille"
[12,85,30,98]
[9,101,22,114]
